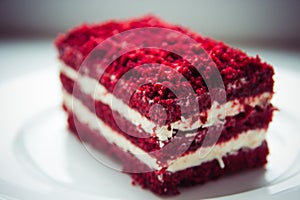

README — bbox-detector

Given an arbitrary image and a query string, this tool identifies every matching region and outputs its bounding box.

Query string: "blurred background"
[1,0,300,45]
[0,0,300,81]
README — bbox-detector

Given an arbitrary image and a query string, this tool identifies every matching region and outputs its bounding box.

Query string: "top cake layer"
[55,15,274,126]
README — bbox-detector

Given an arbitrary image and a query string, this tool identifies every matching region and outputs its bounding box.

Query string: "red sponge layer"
[61,73,274,158]
[66,112,269,195]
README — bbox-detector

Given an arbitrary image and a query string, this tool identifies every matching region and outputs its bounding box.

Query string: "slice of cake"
[55,15,274,195]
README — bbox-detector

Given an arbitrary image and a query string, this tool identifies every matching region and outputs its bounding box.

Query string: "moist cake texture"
[55,15,275,195]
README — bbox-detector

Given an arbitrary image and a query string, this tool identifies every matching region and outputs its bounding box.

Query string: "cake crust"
[56,15,274,126]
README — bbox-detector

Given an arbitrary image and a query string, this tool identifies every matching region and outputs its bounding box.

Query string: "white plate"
[1,51,300,200]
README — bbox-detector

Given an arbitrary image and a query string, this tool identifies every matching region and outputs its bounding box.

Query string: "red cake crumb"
[56,15,274,125]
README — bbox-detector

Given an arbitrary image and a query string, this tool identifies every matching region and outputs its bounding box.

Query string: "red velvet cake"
[55,15,274,195]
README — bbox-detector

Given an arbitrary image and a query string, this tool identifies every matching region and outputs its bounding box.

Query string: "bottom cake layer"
[66,112,269,195]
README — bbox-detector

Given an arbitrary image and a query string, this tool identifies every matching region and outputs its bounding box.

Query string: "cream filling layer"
[63,90,266,172]
[60,63,272,141]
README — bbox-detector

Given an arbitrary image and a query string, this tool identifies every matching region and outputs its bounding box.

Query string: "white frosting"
[63,90,266,172]
[60,63,272,141]
[63,89,159,170]
[226,77,247,90]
